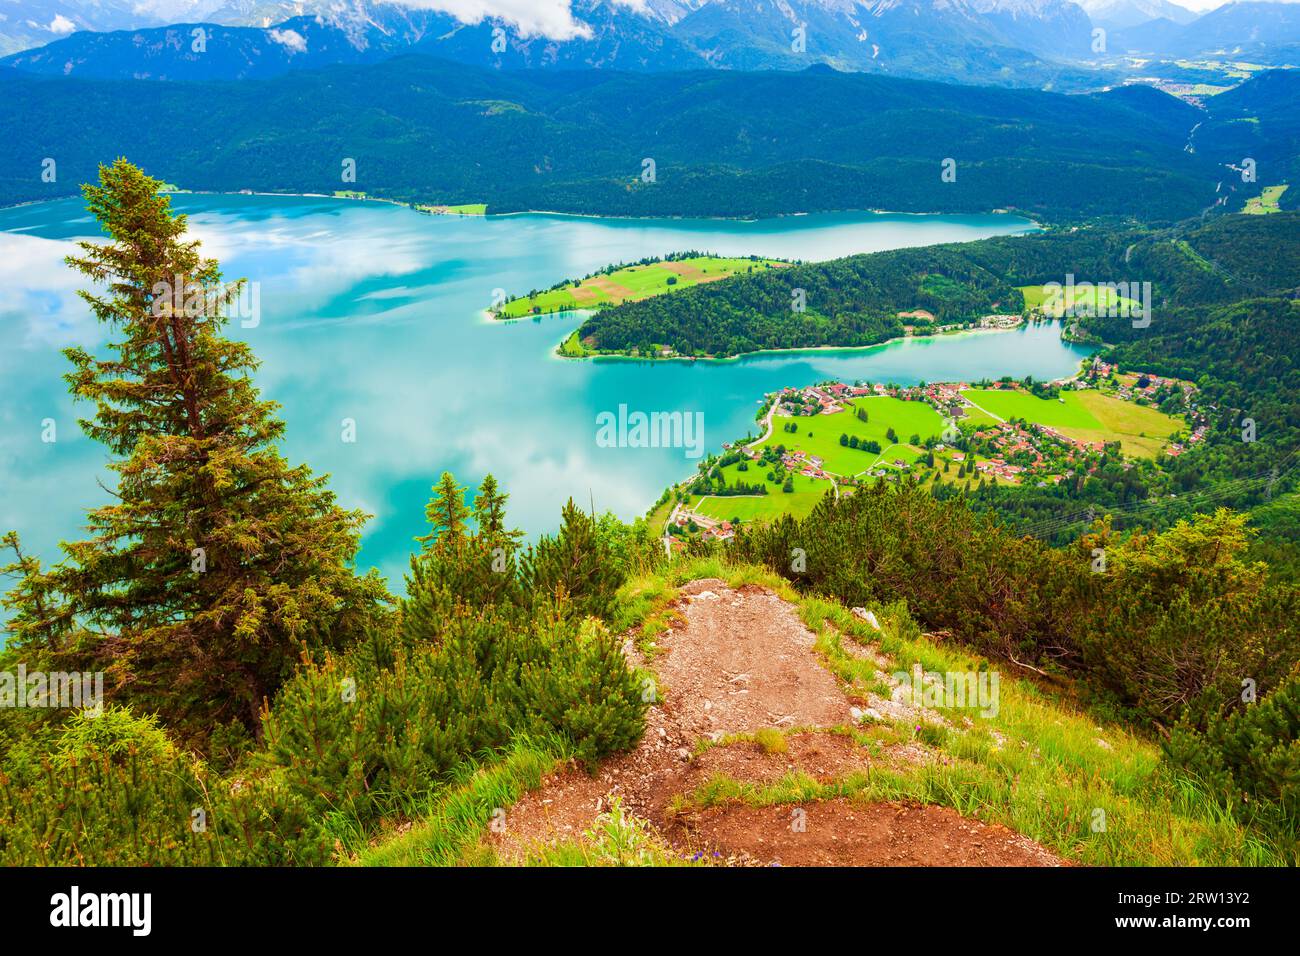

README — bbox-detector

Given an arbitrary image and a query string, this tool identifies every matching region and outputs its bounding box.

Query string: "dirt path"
[487,579,1063,867]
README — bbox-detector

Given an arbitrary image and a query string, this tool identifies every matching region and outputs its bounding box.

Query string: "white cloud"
[378,1,607,40]
[269,27,308,53]
[0,232,98,349]
[48,14,76,34]
[1179,0,1300,9]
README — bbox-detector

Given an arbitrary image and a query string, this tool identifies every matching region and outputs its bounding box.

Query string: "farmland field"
[961,388,1182,458]
[493,256,786,318]
[1244,185,1288,215]
[689,467,828,522]
[1066,390,1183,459]
[1019,283,1139,317]
[961,388,1100,429]
[763,396,946,475]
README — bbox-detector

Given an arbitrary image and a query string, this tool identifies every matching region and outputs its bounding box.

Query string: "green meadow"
[1244,185,1288,215]
[763,396,948,477]
[417,203,488,216]
[494,256,786,318]
[961,388,1182,459]
[1019,283,1139,317]
[681,385,1182,528]
[689,467,828,523]
[961,388,1099,429]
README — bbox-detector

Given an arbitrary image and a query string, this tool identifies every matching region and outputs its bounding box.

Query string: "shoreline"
[561,318,1083,365]
[488,207,1043,227]
[0,189,1043,230]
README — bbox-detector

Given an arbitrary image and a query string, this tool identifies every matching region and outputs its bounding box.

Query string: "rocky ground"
[488,579,1063,867]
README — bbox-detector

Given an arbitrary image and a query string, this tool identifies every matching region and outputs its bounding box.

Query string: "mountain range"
[0,0,1120,86]
[2,1,1296,93]
[1077,0,1196,31]
[5,52,1292,218]
[0,0,221,55]
[1113,1,1300,61]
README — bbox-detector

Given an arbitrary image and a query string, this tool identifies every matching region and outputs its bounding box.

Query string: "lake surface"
[0,196,1090,590]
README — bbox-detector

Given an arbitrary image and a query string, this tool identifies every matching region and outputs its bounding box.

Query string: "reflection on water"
[0,195,1085,590]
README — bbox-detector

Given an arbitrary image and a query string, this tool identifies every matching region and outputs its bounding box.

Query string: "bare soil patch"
[487,579,1062,867]
[667,800,1065,867]
[584,276,636,302]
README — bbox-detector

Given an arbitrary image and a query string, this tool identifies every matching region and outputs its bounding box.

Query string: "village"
[664,356,1207,543]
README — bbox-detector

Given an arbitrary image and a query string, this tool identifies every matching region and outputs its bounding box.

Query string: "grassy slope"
[361,559,1285,866]
[961,388,1182,459]
[768,397,946,475]
[1019,283,1138,316]
[1244,185,1289,214]
[495,257,785,319]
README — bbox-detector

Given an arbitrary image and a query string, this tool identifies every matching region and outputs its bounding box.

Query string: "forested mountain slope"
[578,211,1300,356]
[0,0,1113,87]
[0,55,1229,219]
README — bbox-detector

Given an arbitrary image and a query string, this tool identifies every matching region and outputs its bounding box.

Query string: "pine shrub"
[1164,672,1300,841]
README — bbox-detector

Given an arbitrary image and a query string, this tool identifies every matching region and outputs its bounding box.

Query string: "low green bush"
[1164,671,1300,840]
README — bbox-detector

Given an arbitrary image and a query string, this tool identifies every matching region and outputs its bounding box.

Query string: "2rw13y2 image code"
[0,0,1295,940]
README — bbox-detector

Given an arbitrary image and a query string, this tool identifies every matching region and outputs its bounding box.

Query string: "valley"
[0,196,1060,590]
[0,0,1297,893]
[658,366,1189,538]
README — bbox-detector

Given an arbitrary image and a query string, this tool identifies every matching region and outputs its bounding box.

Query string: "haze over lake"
[0,195,1090,589]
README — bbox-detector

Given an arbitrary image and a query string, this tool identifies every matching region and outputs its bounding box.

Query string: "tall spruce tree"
[1,159,389,736]
[402,473,525,639]
[472,474,523,549]
[415,472,470,553]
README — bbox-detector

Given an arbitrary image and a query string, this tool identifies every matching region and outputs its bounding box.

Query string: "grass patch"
[689,472,829,523]
[1019,283,1138,317]
[961,388,1101,430]
[493,256,786,319]
[416,202,487,216]
[753,728,790,755]
[358,738,567,867]
[523,798,704,866]
[643,556,1292,866]
[1244,185,1289,215]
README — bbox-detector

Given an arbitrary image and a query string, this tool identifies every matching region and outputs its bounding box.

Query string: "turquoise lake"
[0,195,1092,589]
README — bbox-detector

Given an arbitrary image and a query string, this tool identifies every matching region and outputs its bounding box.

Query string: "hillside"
[0,0,1115,87]
[597,212,1300,557]
[0,56,1223,219]
[1113,1,1300,61]
[575,211,1300,357]
[360,561,1287,867]
[492,255,789,320]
